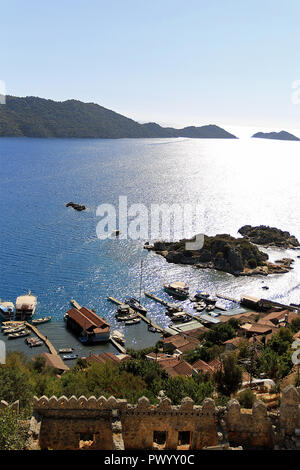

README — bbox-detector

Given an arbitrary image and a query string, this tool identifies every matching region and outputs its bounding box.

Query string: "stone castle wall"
[30,385,300,450]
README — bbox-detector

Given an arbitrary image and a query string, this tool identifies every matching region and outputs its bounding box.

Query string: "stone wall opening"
[153,431,167,449]
[79,432,96,449]
[177,431,191,449]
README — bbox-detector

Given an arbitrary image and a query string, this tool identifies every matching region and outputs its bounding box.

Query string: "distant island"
[0,95,237,139]
[252,130,300,141]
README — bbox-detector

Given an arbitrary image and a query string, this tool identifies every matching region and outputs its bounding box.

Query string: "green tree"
[214,353,243,396]
[238,389,255,409]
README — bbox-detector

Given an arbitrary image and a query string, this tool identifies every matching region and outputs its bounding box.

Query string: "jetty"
[109,337,126,354]
[144,291,207,323]
[144,292,170,307]
[25,322,57,355]
[216,293,240,303]
[70,299,81,310]
[108,296,166,335]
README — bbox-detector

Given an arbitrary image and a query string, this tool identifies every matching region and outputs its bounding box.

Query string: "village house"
[161,334,200,355]
[159,357,195,377]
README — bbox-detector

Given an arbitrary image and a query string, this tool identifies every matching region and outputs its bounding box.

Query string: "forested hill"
[0,95,237,139]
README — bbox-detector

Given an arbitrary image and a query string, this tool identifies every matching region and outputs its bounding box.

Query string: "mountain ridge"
[0,95,237,139]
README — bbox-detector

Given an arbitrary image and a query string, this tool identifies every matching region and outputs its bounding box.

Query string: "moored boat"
[3,325,26,335]
[164,282,189,300]
[15,290,37,320]
[62,354,78,360]
[8,329,30,340]
[32,316,51,325]
[0,301,15,321]
[58,348,74,354]
[125,318,141,326]
[111,330,125,345]
[124,297,147,315]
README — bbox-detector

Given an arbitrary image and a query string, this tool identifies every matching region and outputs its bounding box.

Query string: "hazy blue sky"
[1,0,300,130]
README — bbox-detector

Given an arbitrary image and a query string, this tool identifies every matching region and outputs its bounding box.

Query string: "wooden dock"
[70,299,81,310]
[144,292,170,307]
[107,296,167,335]
[109,337,127,354]
[107,297,123,306]
[144,292,205,326]
[25,322,57,355]
[216,293,240,303]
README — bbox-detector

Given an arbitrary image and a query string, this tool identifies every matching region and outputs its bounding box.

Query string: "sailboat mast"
[139,259,143,301]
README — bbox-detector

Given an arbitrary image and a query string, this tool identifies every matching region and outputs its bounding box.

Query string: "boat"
[62,354,78,360]
[125,318,141,326]
[195,291,216,305]
[8,329,30,340]
[115,304,138,322]
[3,326,26,335]
[170,312,188,322]
[148,324,159,333]
[26,337,43,347]
[58,348,74,354]
[32,316,51,325]
[164,282,189,300]
[124,297,147,315]
[15,290,37,320]
[0,301,15,321]
[195,291,210,300]
[2,321,25,331]
[165,304,183,316]
[206,304,215,312]
[111,330,125,345]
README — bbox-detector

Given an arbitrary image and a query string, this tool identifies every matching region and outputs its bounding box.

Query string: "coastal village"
[1,226,300,449]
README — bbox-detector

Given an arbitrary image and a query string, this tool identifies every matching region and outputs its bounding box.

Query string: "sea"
[1,136,300,361]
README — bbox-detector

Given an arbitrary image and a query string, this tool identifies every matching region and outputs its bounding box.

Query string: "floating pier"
[108,296,166,335]
[216,293,240,303]
[70,299,81,310]
[109,336,127,354]
[25,322,57,355]
[144,292,205,325]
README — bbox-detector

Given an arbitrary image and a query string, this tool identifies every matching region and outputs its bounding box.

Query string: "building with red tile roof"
[192,359,214,375]
[159,358,194,377]
[65,306,110,343]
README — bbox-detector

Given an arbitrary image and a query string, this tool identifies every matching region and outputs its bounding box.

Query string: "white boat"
[164,282,189,299]
[32,316,51,325]
[15,290,37,320]
[8,329,30,340]
[111,330,125,345]
[0,301,15,321]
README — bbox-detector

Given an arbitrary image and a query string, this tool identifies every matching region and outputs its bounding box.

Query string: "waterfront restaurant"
[65,306,110,343]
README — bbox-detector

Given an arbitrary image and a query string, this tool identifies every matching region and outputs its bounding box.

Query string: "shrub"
[238,388,255,409]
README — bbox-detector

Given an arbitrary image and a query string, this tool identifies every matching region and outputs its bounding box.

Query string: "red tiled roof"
[85,352,121,365]
[248,324,273,334]
[294,331,300,339]
[162,334,200,350]
[192,359,214,374]
[224,337,244,346]
[160,359,194,377]
[35,353,69,372]
[66,306,110,333]
[208,358,222,372]
[261,310,289,323]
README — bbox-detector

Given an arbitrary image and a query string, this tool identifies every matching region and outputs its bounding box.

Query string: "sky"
[1,0,300,131]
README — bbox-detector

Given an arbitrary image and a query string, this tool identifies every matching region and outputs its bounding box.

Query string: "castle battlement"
[29,386,300,450]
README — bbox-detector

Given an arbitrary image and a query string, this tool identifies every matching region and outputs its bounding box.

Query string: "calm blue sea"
[1,136,300,357]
